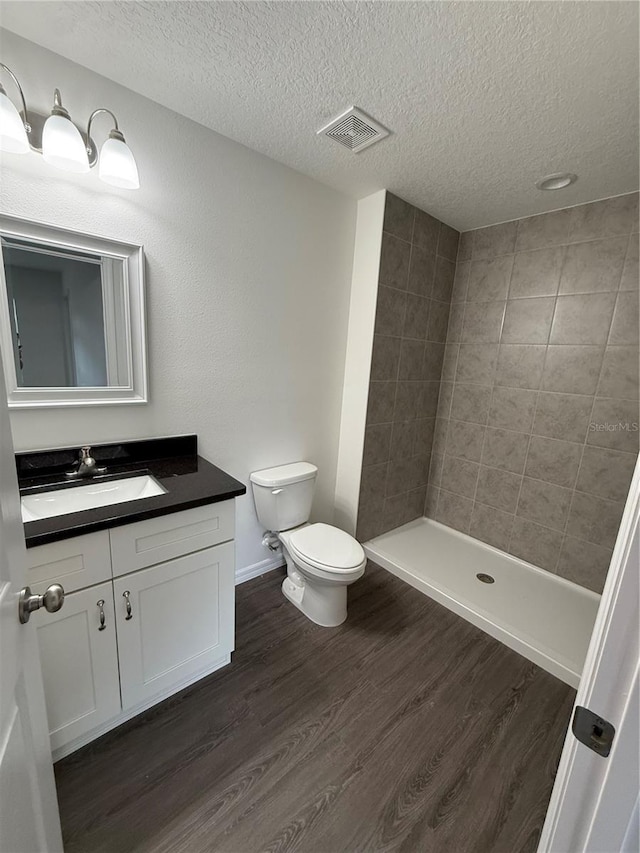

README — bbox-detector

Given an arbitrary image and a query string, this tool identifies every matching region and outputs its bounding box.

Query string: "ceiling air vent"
[317,107,390,153]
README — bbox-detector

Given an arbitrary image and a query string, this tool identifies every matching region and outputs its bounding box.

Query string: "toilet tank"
[250,462,317,531]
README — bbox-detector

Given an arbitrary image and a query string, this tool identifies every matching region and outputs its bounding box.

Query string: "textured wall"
[428,194,639,592]
[1,31,357,578]
[356,194,458,541]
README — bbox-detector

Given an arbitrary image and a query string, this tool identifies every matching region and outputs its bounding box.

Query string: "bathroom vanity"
[18,436,245,760]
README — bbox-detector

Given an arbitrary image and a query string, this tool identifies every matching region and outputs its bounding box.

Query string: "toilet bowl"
[250,462,365,627]
[279,523,366,626]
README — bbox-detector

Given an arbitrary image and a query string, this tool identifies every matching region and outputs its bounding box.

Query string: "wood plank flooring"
[54,562,575,853]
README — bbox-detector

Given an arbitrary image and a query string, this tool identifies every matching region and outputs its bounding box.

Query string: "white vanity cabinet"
[25,500,236,760]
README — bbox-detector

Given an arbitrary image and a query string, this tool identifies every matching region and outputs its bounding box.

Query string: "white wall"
[334,190,385,534]
[0,30,357,575]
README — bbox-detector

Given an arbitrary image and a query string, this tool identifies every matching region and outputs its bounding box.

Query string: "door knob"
[18,583,65,624]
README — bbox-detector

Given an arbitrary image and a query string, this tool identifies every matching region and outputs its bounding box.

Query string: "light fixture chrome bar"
[0,62,30,132]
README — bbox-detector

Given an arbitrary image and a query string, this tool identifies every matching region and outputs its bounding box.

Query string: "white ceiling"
[1,1,638,230]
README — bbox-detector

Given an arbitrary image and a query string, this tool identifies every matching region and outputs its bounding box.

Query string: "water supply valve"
[262,531,280,552]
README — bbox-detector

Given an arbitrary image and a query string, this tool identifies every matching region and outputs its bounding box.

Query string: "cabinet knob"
[122,590,133,620]
[97,599,106,631]
[18,583,65,624]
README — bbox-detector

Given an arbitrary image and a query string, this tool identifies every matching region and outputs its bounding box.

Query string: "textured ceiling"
[1,1,638,230]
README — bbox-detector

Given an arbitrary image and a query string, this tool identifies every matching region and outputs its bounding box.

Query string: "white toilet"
[250,462,366,627]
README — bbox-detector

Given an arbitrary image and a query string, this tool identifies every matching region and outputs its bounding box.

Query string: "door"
[37,582,121,753]
[114,543,235,709]
[0,359,63,851]
[539,456,640,852]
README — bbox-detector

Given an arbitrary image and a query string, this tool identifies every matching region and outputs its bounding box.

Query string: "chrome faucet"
[66,446,107,479]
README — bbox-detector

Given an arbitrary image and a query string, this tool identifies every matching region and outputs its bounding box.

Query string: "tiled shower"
[357,192,639,594]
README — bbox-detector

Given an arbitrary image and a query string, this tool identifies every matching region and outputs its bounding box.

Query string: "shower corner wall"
[354,192,459,542]
[352,190,639,598]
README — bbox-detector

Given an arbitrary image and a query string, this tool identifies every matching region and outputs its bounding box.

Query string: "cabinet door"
[114,542,235,709]
[36,582,121,752]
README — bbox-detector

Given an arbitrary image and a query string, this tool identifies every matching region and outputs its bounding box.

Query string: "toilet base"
[281,574,348,628]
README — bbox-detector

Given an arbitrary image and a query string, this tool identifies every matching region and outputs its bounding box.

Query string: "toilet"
[250,462,366,627]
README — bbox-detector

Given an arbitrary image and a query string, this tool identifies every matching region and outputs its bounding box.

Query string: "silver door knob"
[18,583,65,624]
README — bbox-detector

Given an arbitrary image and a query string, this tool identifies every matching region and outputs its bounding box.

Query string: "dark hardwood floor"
[54,562,575,853]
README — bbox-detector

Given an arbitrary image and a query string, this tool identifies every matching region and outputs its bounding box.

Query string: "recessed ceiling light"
[536,173,578,191]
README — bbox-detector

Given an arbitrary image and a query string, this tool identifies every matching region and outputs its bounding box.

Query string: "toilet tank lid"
[250,462,318,487]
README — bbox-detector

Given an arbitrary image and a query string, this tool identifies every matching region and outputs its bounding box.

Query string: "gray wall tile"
[559,237,627,294]
[456,343,499,385]
[375,286,408,337]
[608,291,639,345]
[450,383,491,424]
[438,223,460,262]
[366,380,397,425]
[390,420,418,461]
[462,301,506,343]
[403,293,430,340]
[371,334,402,380]
[515,209,571,252]
[495,344,546,389]
[620,235,639,291]
[383,193,415,242]
[549,293,616,346]
[408,245,436,296]
[398,339,425,381]
[568,193,638,242]
[379,232,411,289]
[557,536,612,594]
[475,466,523,513]
[467,255,514,301]
[482,427,529,473]
[457,231,473,262]
[440,455,480,498]
[488,386,538,433]
[446,419,486,462]
[566,492,625,549]
[427,301,451,343]
[587,398,640,453]
[452,260,470,302]
[470,503,514,551]
[598,346,640,400]
[509,517,563,571]
[473,221,517,260]
[363,423,392,466]
[509,247,564,298]
[533,392,594,443]
[524,436,582,488]
[501,297,554,344]
[413,209,440,253]
[542,346,604,395]
[575,445,636,502]
[435,490,473,533]
[516,478,572,531]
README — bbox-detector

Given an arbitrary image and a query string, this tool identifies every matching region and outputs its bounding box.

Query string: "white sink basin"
[21,475,167,522]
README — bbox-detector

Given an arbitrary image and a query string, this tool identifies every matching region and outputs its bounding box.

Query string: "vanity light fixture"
[0,63,140,189]
[0,64,29,154]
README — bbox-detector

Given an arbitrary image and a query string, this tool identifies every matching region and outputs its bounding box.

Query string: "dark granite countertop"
[18,435,246,548]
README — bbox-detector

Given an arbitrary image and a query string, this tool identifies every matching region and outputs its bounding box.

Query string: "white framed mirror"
[0,215,147,407]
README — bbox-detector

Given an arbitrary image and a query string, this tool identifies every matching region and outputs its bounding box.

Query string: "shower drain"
[476,573,495,584]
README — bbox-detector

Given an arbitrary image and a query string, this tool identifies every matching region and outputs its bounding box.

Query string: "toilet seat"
[285,523,366,575]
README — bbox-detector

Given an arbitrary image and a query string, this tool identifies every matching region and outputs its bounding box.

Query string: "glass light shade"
[42,113,90,173]
[98,137,139,189]
[0,90,29,154]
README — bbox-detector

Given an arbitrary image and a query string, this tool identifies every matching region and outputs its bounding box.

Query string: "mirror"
[0,216,147,407]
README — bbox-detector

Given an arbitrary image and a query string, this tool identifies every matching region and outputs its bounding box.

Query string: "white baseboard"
[235,553,285,585]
